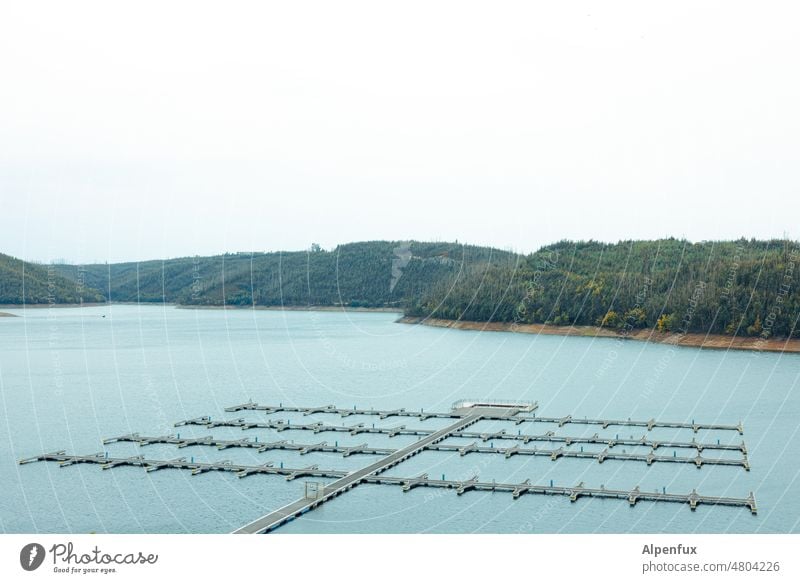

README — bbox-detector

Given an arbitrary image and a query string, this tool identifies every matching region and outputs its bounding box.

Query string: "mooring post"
[442,474,445,480]
[550,479,553,487]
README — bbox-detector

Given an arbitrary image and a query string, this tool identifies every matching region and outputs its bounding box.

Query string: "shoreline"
[0,302,400,314]
[174,304,402,313]
[398,316,800,355]
[3,303,796,354]
[0,302,108,309]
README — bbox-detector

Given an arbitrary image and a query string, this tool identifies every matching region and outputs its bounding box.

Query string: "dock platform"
[19,399,755,533]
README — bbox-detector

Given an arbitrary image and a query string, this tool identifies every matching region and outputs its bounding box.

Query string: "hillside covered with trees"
[0,252,105,305]
[51,241,517,308]
[407,239,800,338]
[5,238,799,339]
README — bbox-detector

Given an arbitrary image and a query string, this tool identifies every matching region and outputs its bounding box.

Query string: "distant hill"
[407,238,800,338]
[51,241,518,307]
[0,252,105,304]
[7,238,799,339]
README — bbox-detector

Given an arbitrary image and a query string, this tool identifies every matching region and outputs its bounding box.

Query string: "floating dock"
[19,451,757,518]
[363,475,757,514]
[19,399,755,533]
[102,432,749,470]
[427,442,749,470]
[225,398,538,421]
[232,412,483,533]
[174,417,747,455]
[18,451,348,480]
[103,433,395,457]
[219,401,743,434]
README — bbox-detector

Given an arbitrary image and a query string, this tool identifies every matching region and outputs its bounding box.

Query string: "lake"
[0,305,797,533]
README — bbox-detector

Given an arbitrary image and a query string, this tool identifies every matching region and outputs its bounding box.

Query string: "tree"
[747,314,763,337]
[601,310,621,328]
[656,313,676,333]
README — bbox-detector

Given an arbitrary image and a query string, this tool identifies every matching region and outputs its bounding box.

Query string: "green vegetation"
[51,241,517,307]
[407,238,800,338]
[5,238,799,339]
[0,252,105,304]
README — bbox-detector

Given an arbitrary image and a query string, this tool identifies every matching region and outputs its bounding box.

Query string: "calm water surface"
[0,305,797,533]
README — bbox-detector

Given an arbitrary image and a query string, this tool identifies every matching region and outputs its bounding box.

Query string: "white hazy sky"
[1,1,799,263]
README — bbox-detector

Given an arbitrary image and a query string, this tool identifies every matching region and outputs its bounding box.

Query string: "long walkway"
[232,414,482,534]
[19,399,754,533]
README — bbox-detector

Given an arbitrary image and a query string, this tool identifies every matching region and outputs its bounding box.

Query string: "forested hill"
[6,238,800,339]
[51,241,518,307]
[407,239,800,338]
[0,252,105,305]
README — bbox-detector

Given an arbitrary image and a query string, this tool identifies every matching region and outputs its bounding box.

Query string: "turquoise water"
[0,305,797,534]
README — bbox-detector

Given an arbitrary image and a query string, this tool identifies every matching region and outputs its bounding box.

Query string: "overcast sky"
[1,1,798,263]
